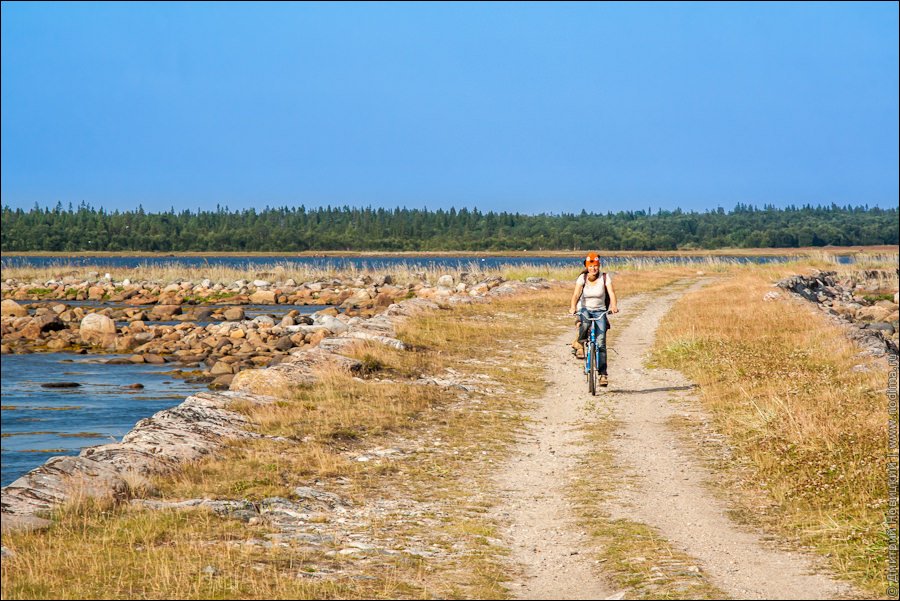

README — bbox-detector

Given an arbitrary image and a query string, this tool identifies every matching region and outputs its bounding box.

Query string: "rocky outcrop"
[1,390,275,531]
[776,269,898,357]
[0,275,557,533]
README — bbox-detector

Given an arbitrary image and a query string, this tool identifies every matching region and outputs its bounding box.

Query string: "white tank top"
[576,273,610,310]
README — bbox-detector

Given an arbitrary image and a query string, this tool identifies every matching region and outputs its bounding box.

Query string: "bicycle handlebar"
[568,311,610,319]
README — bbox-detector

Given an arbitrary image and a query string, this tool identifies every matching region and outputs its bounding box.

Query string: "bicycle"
[573,310,609,395]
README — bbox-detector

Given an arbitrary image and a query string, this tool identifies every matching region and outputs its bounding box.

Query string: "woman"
[569,252,619,386]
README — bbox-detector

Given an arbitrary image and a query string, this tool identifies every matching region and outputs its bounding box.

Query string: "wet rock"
[40,382,81,388]
[124,383,145,389]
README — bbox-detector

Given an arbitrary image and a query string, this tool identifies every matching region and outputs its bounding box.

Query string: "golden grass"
[650,264,894,595]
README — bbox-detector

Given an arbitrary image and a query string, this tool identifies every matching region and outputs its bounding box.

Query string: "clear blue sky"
[2,1,898,215]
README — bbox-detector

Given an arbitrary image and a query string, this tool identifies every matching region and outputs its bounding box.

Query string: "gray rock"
[315,315,349,334]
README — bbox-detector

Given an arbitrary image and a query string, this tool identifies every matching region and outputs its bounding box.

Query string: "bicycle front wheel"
[588,343,597,395]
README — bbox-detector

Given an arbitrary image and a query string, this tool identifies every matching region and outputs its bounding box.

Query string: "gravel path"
[494,280,859,599]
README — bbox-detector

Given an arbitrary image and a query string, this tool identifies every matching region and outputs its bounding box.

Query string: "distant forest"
[1,203,897,252]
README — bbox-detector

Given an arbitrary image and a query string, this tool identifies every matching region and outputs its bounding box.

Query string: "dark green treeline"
[1,203,897,252]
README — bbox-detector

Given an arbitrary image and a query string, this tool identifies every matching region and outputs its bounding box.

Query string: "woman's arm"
[570,283,584,314]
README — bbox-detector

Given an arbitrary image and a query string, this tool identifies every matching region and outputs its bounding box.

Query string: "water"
[0,353,209,487]
[0,253,845,272]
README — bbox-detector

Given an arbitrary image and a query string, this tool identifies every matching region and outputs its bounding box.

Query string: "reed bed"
[0,254,792,287]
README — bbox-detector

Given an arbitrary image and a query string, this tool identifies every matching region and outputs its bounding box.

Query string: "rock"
[763,291,782,302]
[252,315,276,327]
[45,339,69,351]
[273,336,294,351]
[223,307,245,321]
[249,290,276,304]
[856,305,894,322]
[316,315,349,334]
[307,330,328,347]
[40,382,81,388]
[124,383,145,389]
[80,313,117,347]
[1,299,28,317]
[210,361,234,375]
[437,275,454,287]
[150,305,182,320]
[230,347,362,396]
[0,514,52,534]
[209,374,234,390]
[1,455,129,519]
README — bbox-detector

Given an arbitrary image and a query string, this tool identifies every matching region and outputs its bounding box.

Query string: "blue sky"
[2,1,898,214]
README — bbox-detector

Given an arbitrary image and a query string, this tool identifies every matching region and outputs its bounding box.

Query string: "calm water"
[0,353,210,487]
[0,299,335,487]
[0,253,844,272]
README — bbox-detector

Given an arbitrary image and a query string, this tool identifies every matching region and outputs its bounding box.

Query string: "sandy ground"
[493,279,859,600]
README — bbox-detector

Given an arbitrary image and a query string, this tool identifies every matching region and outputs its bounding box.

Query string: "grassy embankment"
[649,259,896,596]
[0,264,694,599]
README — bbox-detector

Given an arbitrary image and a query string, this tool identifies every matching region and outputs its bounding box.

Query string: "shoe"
[599,375,608,387]
[575,347,585,359]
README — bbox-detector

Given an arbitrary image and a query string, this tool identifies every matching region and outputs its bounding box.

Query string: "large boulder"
[1,299,28,317]
[80,313,118,347]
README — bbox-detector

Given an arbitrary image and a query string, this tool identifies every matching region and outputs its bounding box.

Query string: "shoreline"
[2,245,897,260]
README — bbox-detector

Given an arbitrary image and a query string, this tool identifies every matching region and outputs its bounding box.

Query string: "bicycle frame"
[580,311,608,395]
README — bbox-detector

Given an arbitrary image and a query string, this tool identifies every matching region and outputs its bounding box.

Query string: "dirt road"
[494,279,858,599]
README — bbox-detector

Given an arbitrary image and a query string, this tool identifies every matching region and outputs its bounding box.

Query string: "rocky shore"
[774,269,899,356]
[0,276,554,533]
[1,272,525,389]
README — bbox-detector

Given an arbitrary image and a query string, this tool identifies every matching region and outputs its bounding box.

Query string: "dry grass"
[3,254,776,287]
[650,263,894,595]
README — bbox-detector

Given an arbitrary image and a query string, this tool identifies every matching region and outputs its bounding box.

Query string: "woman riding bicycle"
[569,252,619,386]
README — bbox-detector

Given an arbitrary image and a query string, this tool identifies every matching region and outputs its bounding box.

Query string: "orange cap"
[584,252,600,266]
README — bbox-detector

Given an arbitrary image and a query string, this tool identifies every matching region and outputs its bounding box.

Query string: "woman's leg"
[596,316,608,375]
